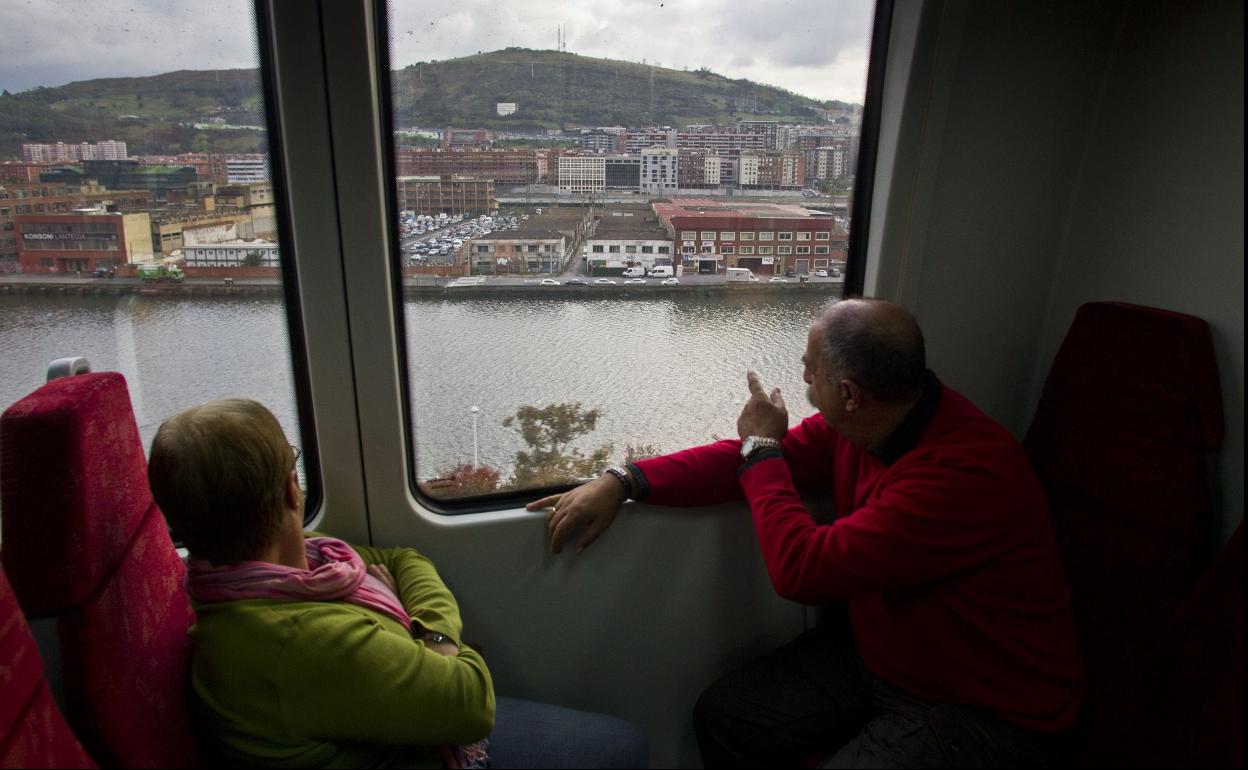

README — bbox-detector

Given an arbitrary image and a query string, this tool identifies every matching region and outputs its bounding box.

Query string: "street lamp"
[470,405,481,467]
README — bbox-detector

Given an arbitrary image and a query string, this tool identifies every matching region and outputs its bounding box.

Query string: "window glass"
[384,1,874,501]
[0,1,313,519]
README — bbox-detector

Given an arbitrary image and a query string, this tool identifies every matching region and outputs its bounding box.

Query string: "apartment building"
[225,157,269,184]
[639,148,678,194]
[604,157,641,191]
[677,151,722,189]
[21,140,128,163]
[737,151,806,190]
[396,148,541,185]
[396,175,496,217]
[557,155,606,194]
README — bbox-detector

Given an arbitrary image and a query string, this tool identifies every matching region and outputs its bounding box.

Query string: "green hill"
[0,49,857,159]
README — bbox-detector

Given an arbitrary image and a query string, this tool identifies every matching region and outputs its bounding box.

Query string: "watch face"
[740,437,755,458]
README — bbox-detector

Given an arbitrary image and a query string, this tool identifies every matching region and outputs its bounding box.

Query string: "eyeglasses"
[290,445,302,469]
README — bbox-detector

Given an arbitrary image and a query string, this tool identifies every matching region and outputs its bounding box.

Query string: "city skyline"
[0,0,874,104]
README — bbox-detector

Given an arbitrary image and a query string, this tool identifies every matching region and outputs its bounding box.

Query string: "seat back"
[1024,301,1223,678]
[0,567,97,769]
[1,372,201,768]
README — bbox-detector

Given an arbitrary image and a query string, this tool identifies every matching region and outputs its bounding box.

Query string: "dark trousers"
[693,623,1068,768]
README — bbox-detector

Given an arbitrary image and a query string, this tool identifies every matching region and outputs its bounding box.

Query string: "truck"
[137,264,185,283]
[622,266,647,278]
[648,266,674,278]
[726,267,759,283]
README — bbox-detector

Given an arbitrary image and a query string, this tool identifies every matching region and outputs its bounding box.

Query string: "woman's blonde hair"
[149,399,296,565]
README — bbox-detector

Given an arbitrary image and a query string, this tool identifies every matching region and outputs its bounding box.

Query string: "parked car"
[91,267,115,279]
[769,277,789,283]
[814,269,829,278]
[565,278,588,286]
[660,277,680,285]
[624,278,647,285]
[593,278,617,285]
[540,278,559,286]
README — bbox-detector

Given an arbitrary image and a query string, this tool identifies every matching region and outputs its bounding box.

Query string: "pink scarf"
[186,536,413,634]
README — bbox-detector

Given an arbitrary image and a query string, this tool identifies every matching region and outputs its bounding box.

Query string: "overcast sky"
[0,0,874,104]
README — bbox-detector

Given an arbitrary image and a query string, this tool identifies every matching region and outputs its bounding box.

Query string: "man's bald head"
[812,299,926,403]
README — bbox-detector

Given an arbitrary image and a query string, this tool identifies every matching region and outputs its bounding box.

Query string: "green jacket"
[188,539,495,768]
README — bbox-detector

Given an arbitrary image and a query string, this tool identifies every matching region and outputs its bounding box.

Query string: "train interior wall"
[872,0,1243,546]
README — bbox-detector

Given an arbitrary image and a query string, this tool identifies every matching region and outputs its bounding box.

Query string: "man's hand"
[738,370,789,441]
[527,474,627,554]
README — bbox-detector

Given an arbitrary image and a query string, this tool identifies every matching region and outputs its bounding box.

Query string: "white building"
[585,212,674,270]
[640,147,678,194]
[496,102,518,116]
[226,157,270,184]
[557,155,606,194]
[183,239,281,268]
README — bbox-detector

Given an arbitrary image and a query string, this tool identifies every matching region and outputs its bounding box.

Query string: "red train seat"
[1,372,202,768]
[1023,301,1228,765]
[0,567,97,768]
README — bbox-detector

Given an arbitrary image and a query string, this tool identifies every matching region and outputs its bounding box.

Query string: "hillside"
[0,49,857,159]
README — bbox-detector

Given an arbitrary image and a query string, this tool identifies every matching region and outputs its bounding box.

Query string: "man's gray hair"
[815,299,927,403]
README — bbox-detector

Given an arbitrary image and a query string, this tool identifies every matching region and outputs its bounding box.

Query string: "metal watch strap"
[603,465,632,498]
[418,630,450,644]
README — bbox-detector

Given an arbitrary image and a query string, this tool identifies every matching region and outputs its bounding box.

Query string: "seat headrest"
[1,373,155,617]
[1041,302,1224,448]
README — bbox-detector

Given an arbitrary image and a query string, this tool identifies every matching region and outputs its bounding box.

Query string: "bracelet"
[603,465,632,499]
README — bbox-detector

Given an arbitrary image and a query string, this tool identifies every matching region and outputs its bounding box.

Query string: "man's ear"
[841,380,862,413]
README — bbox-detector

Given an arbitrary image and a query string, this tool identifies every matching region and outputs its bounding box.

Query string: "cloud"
[2,0,873,103]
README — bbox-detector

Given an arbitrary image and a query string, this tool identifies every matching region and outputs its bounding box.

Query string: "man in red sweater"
[529,299,1085,768]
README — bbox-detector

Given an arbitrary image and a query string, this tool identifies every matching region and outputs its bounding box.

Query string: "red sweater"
[633,381,1085,731]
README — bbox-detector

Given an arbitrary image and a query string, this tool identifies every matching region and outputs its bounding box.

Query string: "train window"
[381,1,880,504]
[0,0,318,519]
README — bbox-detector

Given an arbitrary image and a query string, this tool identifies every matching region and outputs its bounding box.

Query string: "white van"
[623,266,647,278]
[648,266,674,278]
[726,267,759,283]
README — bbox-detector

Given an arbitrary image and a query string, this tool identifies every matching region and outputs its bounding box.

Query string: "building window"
[777,246,791,255]
[626,245,637,253]
[658,246,670,254]
[758,231,774,241]
[797,232,811,241]
[758,246,773,255]
[641,245,653,253]
[739,246,754,255]
[814,259,829,267]
[682,246,695,254]
[720,232,735,241]
[701,246,714,254]
[778,232,793,240]
[592,245,604,253]
[681,231,696,239]
[609,245,620,253]
[739,232,755,241]
[722,245,735,254]
[816,231,830,240]
[797,246,811,254]
[815,246,830,254]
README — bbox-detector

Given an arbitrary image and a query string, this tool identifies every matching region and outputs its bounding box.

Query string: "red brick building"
[653,198,846,276]
[395,148,543,185]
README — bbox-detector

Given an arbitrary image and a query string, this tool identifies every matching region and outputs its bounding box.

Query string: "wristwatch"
[602,465,632,498]
[740,436,781,460]
[417,630,450,645]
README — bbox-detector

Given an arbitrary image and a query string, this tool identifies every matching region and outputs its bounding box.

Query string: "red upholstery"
[0,568,97,768]
[1,372,201,768]
[1081,523,1243,768]
[1024,302,1224,679]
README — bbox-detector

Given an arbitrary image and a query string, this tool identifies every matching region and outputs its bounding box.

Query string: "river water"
[1,292,835,483]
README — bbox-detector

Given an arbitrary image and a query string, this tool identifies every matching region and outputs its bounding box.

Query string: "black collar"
[867,370,942,466]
